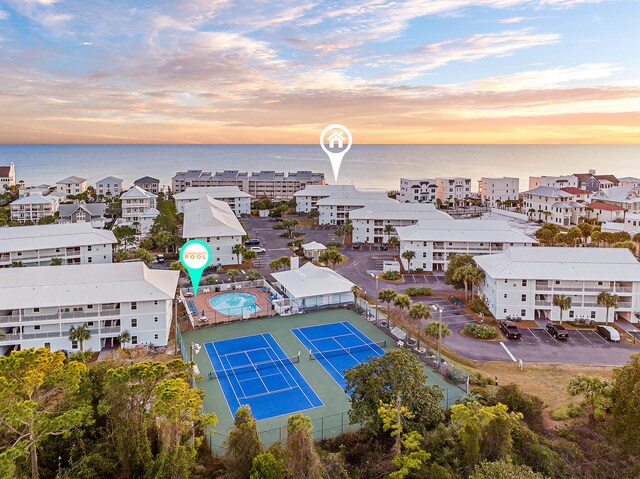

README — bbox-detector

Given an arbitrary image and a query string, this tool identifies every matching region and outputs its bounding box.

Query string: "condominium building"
[573,171,619,192]
[182,195,246,266]
[0,162,15,190]
[475,247,640,323]
[120,186,157,231]
[294,184,358,213]
[477,177,519,207]
[522,186,591,226]
[435,177,472,202]
[398,178,437,203]
[316,191,397,226]
[590,186,640,212]
[0,262,179,354]
[173,186,253,215]
[96,176,124,198]
[0,222,116,268]
[171,169,325,199]
[528,175,579,190]
[56,176,87,198]
[350,203,452,244]
[58,202,108,228]
[10,193,60,224]
[396,219,536,272]
[134,176,160,194]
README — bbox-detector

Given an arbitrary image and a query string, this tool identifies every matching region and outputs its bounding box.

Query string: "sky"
[0,0,638,144]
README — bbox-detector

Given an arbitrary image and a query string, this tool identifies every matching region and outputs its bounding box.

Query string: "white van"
[596,325,621,342]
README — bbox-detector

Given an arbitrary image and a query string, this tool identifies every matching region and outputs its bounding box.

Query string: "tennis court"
[205,333,323,420]
[291,321,386,390]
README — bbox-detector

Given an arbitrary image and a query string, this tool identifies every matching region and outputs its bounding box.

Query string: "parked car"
[156,254,165,263]
[244,239,261,246]
[448,295,465,308]
[499,320,522,339]
[596,325,621,342]
[352,243,361,249]
[250,246,266,254]
[380,243,389,250]
[545,323,569,340]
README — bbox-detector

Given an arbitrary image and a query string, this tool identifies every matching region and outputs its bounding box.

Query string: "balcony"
[0,308,121,324]
[535,300,552,306]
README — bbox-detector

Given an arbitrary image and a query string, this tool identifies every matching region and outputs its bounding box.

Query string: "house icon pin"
[327,131,345,148]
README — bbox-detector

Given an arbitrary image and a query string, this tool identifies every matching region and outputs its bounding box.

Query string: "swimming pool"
[209,292,261,316]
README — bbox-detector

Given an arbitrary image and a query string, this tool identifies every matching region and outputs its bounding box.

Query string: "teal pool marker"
[179,239,212,296]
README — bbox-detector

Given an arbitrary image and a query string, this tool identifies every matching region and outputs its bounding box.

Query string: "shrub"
[550,404,582,421]
[463,322,498,339]
[492,384,544,428]
[468,297,491,316]
[566,321,597,329]
[272,223,284,230]
[406,286,432,297]
[381,271,401,281]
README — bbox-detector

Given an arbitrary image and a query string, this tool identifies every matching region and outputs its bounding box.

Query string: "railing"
[535,300,551,306]
[0,309,121,324]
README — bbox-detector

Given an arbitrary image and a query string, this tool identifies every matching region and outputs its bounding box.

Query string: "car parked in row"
[499,320,522,339]
[597,325,621,342]
[250,246,266,254]
[244,239,261,246]
[545,323,569,340]
[448,296,465,308]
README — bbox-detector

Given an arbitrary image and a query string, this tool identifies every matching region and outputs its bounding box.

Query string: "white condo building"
[294,184,358,213]
[96,176,124,198]
[173,186,253,215]
[522,186,591,226]
[182,195,246,266]
[478,177,519,207]
[0,163,15,190]
[10,192,60,223]
[317,192,397,226]
[0,263,179,354]
[528,175,579,190]
[475,247,640,323]
[56,176,87,198]
[435,177,472,202]
[350,203,452,244]
[0,223,116,268]
[398,178,437,203]
[120,186,158,232]
[396,219,536,272]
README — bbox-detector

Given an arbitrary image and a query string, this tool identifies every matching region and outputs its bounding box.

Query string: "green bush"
[463,322,498,339]
[468,297,491,316]
[406,286,432,297]
[492,384,544,428]
[550,404,582,421]
[381,271,402,280]
[565,320,597,329]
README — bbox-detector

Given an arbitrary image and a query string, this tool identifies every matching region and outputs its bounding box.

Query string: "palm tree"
[552,295,572,325]
[351,284,363,302]
[388,236,400,251]
[633,232,640,257]
[227,269,241,282]
[68,323,91,352]
[383,224,394,242]
[245,269,261,281]
[269,258,283,271]
[318,248,343,270]
[232,244,243,264]
[408,303,431,349]
[568,374,611,419]
[241,248,258,263]
[11,261,24,268]
[394,293,411,340]
[50,258,63,266]
[401,250,416,270]
[597,291,619,324]
[118,330,131,348]
[378,289,397,314]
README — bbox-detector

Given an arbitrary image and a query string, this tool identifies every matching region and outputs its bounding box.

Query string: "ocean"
[0,144,638,191]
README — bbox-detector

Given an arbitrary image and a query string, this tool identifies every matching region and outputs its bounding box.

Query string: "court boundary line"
[205,342,236,419]
[291,327,346,390]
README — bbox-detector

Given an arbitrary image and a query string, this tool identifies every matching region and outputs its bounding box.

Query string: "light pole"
[431,304,444,365]
[190,342,201,387]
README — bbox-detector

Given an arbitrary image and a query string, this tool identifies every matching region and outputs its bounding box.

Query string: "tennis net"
[209,352,299,380]
[309,340,387,361]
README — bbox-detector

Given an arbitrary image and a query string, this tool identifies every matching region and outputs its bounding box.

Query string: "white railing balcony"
[614,287,633,293]
[100,326,121,334]
[0,309,121,324]
[535,300,552,306]
[0,333,22,343]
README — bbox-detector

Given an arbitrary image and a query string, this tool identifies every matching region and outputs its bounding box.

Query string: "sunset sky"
[0,0,638,144]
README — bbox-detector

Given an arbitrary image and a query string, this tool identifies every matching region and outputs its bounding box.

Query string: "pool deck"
[190,287,278,325]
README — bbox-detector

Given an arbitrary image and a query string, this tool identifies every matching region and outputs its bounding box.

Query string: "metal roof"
[474,247,640,281]
[349,203,452,221]
[134,176,159,184]
[121,186,156,199]
[0,222,116,253]
[57,176,86,184]
[182,195,246,238]
[58,203,107,218]
[396,219,536,244]
[523,186,573,198]
[294,184,357,197]
[173,186,253,200]
[11,194,56,205]
[96,176,123,184]
[0,263,178,309]
[272,263,354,299]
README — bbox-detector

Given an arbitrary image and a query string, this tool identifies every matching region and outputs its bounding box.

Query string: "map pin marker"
[320,124,352,183]
[180,239,212,296]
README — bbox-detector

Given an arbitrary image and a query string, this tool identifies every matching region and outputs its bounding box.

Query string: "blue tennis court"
[291,321,386,390]
[205,333,323,420]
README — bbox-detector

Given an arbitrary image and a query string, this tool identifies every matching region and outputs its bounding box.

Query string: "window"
[521,294,527,301]
[569,311,575,318]
[44,342,50,349]
[87,245,92,251]
[153,300,158,305]
[555,281,560,285]
[154,334,159,340]
[591,311,596,319]
[521,309,526,317]
[504,279,508,284]
[88,257,92,263]
[131,318,138,328]
[154,317,159,322]
[131,302,137,310]
[503,309,507,313]
[504,294,507,298]
[34,325,40,330]
[522,280,527,287]
[34,308,39,312]
[71,340,78,349]
[598,281,603,286]
[131,336,138,345]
